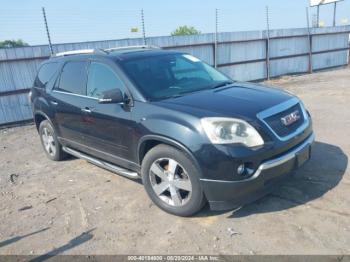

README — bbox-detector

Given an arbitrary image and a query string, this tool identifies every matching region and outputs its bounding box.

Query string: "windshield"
[120,53,232,101]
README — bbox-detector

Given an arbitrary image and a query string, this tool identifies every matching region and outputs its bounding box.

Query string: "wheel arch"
[137,135,202,176]
[33,111,53,131]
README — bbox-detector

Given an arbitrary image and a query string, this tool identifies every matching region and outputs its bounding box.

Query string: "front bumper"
[200,132,315,211]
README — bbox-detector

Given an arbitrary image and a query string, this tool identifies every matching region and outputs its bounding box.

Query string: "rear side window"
[34,62,60,88]
[87,62,125,99]
[57,61,88,95]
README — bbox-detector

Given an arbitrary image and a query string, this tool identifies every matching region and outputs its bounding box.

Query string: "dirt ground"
[0,67,349,256]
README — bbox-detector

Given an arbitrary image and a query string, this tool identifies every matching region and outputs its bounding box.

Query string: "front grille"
[264,103,305,137]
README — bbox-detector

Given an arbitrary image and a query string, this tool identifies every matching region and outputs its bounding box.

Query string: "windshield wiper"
[211,81,234,89]
[160,94,184,100]
[159,81,234,100]
[161,89,203,100]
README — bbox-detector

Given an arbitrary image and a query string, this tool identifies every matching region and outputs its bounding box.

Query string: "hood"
[156,82,294,121]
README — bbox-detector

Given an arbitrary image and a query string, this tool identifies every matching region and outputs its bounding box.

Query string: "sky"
[1,0,349,45]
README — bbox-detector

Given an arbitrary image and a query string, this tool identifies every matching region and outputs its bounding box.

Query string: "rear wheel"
[141,144,206,216]
[39,120,66,161]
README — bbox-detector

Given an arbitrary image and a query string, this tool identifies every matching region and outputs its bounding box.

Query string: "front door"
[82,60,135,168]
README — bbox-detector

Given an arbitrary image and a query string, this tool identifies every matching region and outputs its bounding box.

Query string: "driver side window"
[87,62,125,99]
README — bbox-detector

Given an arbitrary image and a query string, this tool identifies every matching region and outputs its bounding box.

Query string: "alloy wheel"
[42,127,56,157]
[149,158,192,207]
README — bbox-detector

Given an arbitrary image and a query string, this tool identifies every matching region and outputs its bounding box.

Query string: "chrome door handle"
[51,101,58,106]
[81,107,92,113]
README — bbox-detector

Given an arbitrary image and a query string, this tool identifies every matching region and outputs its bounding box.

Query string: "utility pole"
[42,7,53,55]
[265,6,270,80]
[333,2,337,27]
[141,9,146,45]
[214,8,218,68]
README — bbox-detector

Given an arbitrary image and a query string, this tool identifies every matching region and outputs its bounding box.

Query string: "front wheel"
[141,144,206,216]
[39,120,66,161]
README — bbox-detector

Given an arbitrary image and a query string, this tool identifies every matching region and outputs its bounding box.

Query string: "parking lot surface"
[0,67,349,255]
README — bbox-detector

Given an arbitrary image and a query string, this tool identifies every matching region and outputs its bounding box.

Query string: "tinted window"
[34,62,60,88]
[87,62,125,99]
[58,61,87,95]
[172,57,211,81]
[120,54,230,100]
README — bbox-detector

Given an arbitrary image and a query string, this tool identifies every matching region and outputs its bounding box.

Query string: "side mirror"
[98,89,125,104]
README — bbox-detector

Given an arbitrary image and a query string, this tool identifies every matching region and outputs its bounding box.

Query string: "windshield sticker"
[183,54,201,62]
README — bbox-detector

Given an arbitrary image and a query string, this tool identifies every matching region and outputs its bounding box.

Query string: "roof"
[110,48,181,61]
[47,46,182,63]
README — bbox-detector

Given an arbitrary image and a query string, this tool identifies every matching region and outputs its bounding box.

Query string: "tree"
[171,26,201,36]
[0,39,29,48]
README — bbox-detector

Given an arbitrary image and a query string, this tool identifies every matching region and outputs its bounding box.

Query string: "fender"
[137,134,203,177]
[33,110,59,134]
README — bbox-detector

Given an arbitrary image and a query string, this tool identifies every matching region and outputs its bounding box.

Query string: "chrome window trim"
[52,90,99,100]
[256,97,310,141]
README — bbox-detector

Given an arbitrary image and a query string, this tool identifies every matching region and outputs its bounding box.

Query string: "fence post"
[265,6,270,80]
[306,7,313,73]
[42,7,53,55]
[214,8,218,68]
[333,2,337,27]
[141,9,147,45]
[348,41,350,66]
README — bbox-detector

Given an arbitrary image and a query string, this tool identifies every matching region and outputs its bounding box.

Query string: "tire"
[39,120,66,161]
[141,144,206,216]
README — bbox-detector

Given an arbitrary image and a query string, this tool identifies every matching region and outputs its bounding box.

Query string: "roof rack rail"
[52,48,106,57]
[104,45,160,52]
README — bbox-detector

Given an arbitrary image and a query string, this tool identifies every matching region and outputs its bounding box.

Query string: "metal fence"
[0,25,349,126]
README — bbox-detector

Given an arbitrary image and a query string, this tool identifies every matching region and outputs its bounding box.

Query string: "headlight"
[201,117,264,147]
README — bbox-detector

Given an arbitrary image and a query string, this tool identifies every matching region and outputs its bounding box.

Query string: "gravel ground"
[0,67,349,255]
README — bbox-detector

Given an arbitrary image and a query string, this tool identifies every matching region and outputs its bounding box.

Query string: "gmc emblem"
[281,110,300,126]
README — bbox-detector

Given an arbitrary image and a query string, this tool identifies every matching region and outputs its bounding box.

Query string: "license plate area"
[296,145,311,167]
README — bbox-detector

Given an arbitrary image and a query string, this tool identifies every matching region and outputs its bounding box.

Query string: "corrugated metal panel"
[312,50,349,70]
[217,40,266,64]
[0,62,15,92]
[269,36,309,57]
[152,33,215,47]
[270,56,309,77]
[0,93,32,124]
[219,62,266,82]
[0,59,44,92]
[310,25,350,35]
[217,30,264,42]
[312,33,349,52]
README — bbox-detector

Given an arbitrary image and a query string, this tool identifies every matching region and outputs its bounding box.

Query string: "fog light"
[237,164,245,175]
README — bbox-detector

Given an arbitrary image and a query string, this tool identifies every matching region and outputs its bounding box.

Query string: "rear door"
[50,60,92,149]
[82,60,135,167]
[31,61,61,123]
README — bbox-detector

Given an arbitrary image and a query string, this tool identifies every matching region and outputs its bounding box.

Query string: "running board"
[62,146,140,179]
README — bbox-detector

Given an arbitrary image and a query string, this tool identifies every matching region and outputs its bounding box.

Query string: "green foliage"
[0,39,29,48]
[171,26,201,36]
